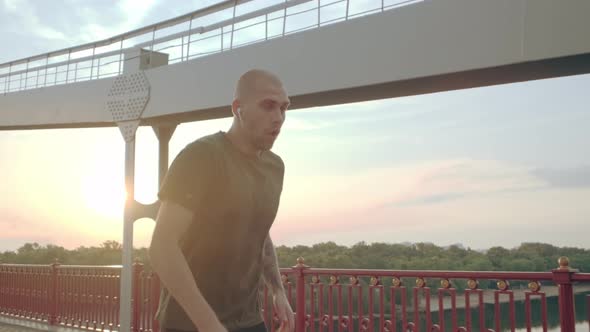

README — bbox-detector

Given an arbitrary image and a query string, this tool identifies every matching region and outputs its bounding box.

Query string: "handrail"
[0,263,122,269]
[2,257,590,331]
[298,268,556,281]
[134,0,313,49]
[0,0,314,79]
[0,0,423,94]
[0,0,255,68]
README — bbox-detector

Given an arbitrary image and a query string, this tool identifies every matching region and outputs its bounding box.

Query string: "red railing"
[1,257,589,332]
[277,256,590,332]
[132,262,160,332]
[0,260,122,331]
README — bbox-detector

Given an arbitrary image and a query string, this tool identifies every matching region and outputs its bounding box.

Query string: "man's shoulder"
[167,133,224,174]
[263,150,285,171]
[182,132,224,156]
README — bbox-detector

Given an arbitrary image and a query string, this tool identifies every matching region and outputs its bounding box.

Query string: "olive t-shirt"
[155,131,284,331]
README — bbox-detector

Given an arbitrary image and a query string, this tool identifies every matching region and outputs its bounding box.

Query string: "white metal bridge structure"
[1,0,589,330]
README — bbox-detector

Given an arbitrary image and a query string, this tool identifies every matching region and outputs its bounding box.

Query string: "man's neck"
[225,128,261,159]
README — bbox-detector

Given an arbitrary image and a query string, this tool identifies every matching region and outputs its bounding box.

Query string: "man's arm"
[261,234,284,294]
[148,201,226,332]
[262,234,294,331]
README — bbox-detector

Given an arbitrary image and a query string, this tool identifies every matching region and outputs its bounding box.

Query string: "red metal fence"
[1,257,589,332]
[281,257,590,332]
[0,261,121,331]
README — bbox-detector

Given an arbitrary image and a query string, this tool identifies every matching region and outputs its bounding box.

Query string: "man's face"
[239,79,290,151]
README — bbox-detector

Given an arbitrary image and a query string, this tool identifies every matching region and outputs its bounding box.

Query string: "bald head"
[228,69,289,153]
[234,69,285,102]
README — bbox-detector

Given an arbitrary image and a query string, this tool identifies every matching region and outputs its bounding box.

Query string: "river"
[308,291,589,332]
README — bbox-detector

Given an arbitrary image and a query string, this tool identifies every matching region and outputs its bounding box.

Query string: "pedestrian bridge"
[1,0,589,331]
[2,0,589,130]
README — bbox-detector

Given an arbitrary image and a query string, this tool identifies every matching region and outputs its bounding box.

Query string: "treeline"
[0,241,149,267]
[1,241,589,273]
[275,241,590,272]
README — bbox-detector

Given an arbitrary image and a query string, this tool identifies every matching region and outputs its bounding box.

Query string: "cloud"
[0,0,162,63]
[282,116,331,131]
[273,161,590,249]
[281,95,436,134]
[378,159,545,208]
[532,165,590,188]
[278,158,545,222]
[272,157,590,248]
[3,1,79,41]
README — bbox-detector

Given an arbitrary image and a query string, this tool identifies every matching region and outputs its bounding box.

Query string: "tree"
[2,240,588,276]
[487,246,509,269]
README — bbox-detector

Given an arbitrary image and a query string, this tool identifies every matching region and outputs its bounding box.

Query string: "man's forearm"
[149,243,222,330]
[262,234,285,295]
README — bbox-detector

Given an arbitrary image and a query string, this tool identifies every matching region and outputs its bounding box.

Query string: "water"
[514,322,589,332]
[308,291,589,332]
[453,291,590,332]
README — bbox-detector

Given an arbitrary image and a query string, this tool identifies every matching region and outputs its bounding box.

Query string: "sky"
[1,0,589,252]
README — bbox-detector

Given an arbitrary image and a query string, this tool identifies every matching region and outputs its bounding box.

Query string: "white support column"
[121,135,136,332]
[153,125,176,185]
[104,47,169,332]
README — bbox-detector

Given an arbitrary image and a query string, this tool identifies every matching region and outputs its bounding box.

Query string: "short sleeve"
[157,143,216,212]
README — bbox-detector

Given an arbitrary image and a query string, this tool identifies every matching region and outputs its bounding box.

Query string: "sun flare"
[82,174,126,219]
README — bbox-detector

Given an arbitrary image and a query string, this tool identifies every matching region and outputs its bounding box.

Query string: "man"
[148,69,294,332]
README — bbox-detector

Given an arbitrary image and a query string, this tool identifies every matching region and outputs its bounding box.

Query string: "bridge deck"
[0,318,94,332]
[0,322,44,332]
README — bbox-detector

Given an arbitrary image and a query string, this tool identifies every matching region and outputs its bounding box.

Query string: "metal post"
[283,0,288,36]
[49,259,60,325]
[97,58,101,79]
[181,36,185,62]
[35,62,40,88]
[151,274,162,332]
[43,55,49,87]
[65,51,71,83]
[345,0,350,19]
[552,256,577,332]
[150,28,156,68]
[186,15,194,61]
[293,257,308,332]
[24,59,29,90]
[5,63,11,93]
[317,0,320,27]
[120,138,136,332]
[118,39,124,75]
[152,125,176,185]
[132,260,144,332]
[90,46,96,80]
[230,0,237,49]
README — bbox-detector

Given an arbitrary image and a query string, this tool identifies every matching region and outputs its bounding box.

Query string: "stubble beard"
[254,134,275,151]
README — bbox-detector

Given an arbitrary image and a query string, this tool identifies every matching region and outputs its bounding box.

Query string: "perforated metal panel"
[118,120,141,143]
[106,72,150,141]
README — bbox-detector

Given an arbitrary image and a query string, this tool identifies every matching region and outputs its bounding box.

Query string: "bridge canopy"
[1,0,589,130]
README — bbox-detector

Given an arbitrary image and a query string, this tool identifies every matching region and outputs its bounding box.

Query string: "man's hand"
[274,291,294,332]
[261,234,293,331]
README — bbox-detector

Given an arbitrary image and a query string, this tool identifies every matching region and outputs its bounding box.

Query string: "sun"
[82,173,127,219]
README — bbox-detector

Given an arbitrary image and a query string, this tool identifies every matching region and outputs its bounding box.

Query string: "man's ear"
[231,100,241,118]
